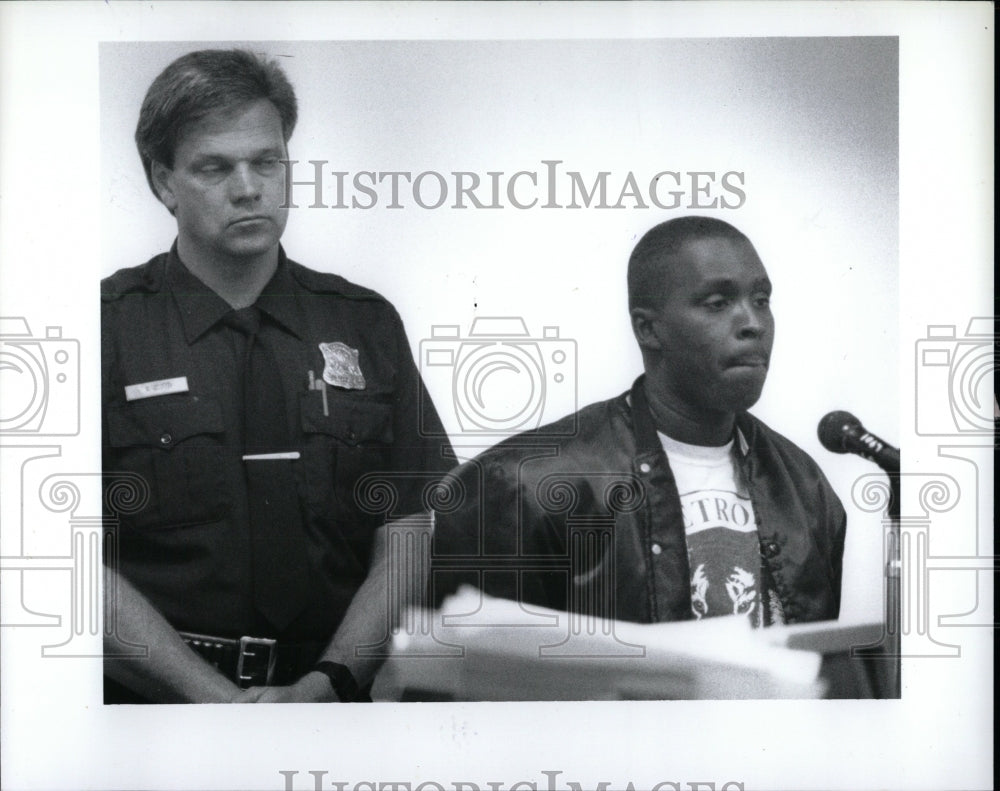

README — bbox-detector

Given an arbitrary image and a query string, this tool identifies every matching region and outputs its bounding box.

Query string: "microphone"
[818,410,900,473]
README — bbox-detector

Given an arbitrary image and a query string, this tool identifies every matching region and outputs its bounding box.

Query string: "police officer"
[102,49,453,703]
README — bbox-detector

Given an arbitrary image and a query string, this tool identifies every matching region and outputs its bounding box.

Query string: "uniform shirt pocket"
[298,390,395,544]
[105,396,229,529]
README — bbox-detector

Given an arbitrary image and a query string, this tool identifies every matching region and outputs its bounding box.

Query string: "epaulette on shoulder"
[288,260,389,304]
[101,254,167,302]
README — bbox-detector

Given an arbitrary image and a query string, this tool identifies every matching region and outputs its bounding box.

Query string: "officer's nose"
[229,163,262,204]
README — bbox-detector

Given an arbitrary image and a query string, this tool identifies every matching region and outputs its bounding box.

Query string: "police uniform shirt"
[102,244,453,641]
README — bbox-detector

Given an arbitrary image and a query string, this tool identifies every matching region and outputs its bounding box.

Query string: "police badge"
[319,341,366,390]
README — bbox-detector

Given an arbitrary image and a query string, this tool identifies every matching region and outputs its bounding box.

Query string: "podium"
[374,588,889,701]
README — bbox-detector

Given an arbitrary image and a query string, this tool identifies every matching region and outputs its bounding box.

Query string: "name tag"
[242,452,301,461]
[124,376,189,401]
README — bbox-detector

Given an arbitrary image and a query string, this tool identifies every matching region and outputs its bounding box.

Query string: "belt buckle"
[236,636,277,688]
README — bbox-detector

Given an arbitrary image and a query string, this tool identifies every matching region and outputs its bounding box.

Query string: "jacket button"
[651,543,662,555]
[159,433,172,446]
[762,541,781,559]
[639,462,651,474]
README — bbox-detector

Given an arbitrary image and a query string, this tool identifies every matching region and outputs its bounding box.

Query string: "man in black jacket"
[432,216,846,627]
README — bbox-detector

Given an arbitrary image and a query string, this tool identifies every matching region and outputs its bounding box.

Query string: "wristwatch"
[312,661,360,702]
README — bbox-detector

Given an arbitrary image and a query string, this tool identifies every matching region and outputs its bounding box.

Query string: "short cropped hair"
[627,216,752,311]
[135,48,298,198]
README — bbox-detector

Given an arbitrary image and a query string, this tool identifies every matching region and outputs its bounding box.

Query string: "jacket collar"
[629,375,664,456]
[629,374,750,457]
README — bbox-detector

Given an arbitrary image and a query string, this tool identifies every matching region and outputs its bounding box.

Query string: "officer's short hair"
[135,48,298,199]
[627,216,753,311]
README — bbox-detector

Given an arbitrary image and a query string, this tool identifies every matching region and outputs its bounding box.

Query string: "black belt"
[179,631,324,688]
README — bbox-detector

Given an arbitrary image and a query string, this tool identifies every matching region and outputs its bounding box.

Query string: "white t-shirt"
[658,431,784,627]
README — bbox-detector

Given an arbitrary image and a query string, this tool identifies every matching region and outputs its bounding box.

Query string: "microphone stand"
[883,470,901,698]
[850,465,901,698]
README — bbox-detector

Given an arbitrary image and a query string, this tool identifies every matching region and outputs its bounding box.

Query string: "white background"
[0,3,993,791]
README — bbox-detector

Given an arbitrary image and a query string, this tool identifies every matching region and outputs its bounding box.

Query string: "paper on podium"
[760,619,886,654]
[377,587,827,700]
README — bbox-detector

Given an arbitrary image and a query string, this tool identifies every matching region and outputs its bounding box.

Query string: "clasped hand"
[230,671,339,703]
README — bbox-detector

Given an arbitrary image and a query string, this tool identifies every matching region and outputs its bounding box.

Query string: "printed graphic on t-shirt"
[682,488,765,626]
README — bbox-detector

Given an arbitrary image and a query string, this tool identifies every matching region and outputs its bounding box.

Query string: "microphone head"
[818,410,862,454]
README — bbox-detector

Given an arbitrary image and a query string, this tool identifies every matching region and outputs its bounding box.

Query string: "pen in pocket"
[307,369,329,416]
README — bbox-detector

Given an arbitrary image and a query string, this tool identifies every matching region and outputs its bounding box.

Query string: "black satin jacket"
[432,377,846,624]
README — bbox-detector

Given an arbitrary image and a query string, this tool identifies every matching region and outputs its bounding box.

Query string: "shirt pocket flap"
[107,397,225,448]
[300,393,393,446]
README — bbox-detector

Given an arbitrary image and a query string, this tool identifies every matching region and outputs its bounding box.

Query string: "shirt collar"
[254,248,308,340]
[167,243,307,343]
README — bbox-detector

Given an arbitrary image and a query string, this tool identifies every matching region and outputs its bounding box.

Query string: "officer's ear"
[630,306,663,353]
[150,161,178,215]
